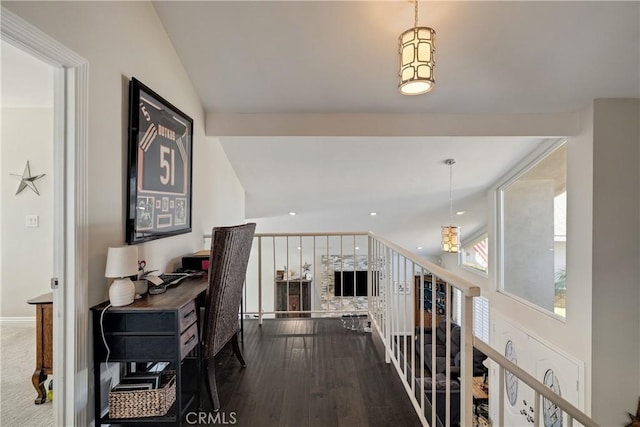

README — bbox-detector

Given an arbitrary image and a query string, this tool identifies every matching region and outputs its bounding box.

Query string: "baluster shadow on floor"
[202,318,422,427]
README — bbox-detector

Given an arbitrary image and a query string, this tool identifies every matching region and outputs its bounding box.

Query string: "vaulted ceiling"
[153,1,639,256]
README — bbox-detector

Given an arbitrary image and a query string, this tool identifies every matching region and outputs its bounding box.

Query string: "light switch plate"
[25,215,39,228]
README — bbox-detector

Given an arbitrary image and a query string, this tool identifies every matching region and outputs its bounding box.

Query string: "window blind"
[473,296,489,342]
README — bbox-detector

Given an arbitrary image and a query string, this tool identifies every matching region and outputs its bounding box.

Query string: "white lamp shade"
[398,26,436,95]
[105,246,138,307]
[105,246,138,278]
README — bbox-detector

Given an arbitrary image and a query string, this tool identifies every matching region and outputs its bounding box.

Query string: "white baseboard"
[0,317,36,327]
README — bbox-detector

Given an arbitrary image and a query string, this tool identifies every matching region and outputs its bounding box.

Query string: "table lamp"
[105,246,138,307]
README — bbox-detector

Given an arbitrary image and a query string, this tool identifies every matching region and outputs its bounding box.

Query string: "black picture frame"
[126,78,193,244]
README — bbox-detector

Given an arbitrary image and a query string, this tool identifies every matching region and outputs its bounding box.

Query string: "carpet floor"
[0,325,52,427]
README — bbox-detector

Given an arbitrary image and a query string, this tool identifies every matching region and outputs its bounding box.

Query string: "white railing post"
[419,269,425,415]
[445,283,452,427]
[384,245,391,364]
[313,235,316,318]
[430,273,437,427]
[499,366,505,427]
[367,235,372,321]
[258,236,263,325]
[460,293,474,427]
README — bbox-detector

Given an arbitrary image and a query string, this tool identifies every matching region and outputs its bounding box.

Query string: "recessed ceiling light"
[297,247,302,250]
[369,212,377,216]
[289,212,296,216]
[456,210,466,215]
[417,246,423,250]
[355,246,360,250]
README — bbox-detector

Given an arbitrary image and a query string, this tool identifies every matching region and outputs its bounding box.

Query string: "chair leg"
[230,332,247,367]
[205,358,220,412]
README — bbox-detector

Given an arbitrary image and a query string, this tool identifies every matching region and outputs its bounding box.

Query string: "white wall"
[590,98,640,424]
[440,252,489,292]
[4,1,246,420]
[1,108,54,317]
[485,113,595,415]
[4,1,246,307]
[480,99,640,423]
[1,40,56,318]
[423,121,599,421]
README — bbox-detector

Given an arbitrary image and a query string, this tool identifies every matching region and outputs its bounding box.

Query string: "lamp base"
[109,278,135,307]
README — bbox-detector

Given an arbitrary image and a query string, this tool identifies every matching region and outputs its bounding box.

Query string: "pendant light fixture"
[398,0,436,95]
[441,159,461,253]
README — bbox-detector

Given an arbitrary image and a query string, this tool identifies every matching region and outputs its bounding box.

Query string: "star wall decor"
[10,161,46,195]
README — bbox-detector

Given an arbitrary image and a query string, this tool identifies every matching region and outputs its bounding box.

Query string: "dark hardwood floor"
[206,318,422,427]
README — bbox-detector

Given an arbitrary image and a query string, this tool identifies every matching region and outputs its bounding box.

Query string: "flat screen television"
[334,270,368,297]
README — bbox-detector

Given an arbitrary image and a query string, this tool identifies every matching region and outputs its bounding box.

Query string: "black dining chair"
[201,223,256,411]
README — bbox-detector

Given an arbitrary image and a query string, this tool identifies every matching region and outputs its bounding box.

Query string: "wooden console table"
[91,277,208,426]
[27,292,53,405]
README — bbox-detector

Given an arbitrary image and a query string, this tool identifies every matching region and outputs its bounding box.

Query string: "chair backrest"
[201,223,256,358]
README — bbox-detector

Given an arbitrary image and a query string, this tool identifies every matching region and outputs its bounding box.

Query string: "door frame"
[1,8,89,426]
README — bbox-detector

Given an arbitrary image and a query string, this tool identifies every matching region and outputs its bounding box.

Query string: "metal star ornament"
[10,161,46,195]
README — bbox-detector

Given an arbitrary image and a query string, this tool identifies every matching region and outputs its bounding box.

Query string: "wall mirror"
[498,141,567,318]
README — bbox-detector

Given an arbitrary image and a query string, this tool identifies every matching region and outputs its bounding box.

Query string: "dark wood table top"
[91,276,208,312]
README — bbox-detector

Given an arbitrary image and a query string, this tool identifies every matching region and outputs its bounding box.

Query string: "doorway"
[0,39,55,426]
[1,7,89,426]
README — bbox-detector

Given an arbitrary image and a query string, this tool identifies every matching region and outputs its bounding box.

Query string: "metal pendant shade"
[398,1,436,95]
[441,159,461,253]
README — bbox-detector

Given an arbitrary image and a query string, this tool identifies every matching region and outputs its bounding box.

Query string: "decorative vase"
[134,279,148,296]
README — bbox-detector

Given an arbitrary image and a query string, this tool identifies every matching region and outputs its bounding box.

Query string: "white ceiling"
[154,1,639,115]
[152,1,640,256]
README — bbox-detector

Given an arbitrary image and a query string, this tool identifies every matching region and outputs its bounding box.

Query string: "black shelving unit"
[90,279,207,426]
[414,276,449,328]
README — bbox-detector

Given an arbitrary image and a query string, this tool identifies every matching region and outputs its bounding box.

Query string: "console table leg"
[31,368,47,405]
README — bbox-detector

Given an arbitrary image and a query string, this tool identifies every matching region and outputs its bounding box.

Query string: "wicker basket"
[109,371,176,419]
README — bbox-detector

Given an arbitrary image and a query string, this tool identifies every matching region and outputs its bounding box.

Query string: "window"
[453,288,462,325]
[461,232,488,274]
[497,140,567,318]
[473,296,489,342]
[451,291,489,343]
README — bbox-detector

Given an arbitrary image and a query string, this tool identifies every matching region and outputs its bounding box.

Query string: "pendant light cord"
[449,162,453,226]
[445,158,455,227]
[414,0,418,28]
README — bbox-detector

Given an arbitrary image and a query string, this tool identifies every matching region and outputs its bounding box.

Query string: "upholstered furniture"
[416,317,487,377]
[413,318,487,426]
[415,373,461,426]
[201,223,256,411]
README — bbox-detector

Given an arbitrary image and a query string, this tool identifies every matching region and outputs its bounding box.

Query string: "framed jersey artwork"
[126,78,193,244]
